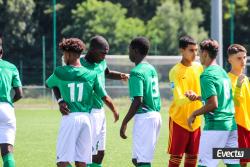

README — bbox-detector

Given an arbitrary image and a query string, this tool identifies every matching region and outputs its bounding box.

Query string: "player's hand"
[120,123,127,139]
[187,113,196,130]
[59,101,70,115]
[113,111,119,123]
[121,73,130,82]
[185,90,198,101]
[236,74,245,88]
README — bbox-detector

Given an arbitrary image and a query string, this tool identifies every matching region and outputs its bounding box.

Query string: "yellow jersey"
[169,62,203,131]
[228,72,250,130]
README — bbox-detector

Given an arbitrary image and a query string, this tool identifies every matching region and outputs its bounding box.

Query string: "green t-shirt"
[129,62,161,114]
[46,66,107,113]
[0,59,22,105]
[80,57,107,109]
[200,65,237,131]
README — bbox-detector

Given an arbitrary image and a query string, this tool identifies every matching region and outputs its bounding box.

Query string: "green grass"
[0,98,248,166]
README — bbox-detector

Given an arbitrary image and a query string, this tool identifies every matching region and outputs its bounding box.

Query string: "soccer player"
[46,38,117,167]
[0,36,23,167]
[80,35,129,167]
[227,44,250,167]
[120,37,162,167]
[167,35,203,167]
[188,39,240,167]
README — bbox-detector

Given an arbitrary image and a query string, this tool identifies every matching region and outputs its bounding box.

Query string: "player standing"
[46,38,116,167]
[227,44,250,167]
[188,39,240,167]
[0,36,23,167]
[168,35,202,167]
[120,37,162,167]
[80,35,128,167]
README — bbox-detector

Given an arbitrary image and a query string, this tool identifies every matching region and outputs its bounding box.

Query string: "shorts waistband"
[91,108,104,113]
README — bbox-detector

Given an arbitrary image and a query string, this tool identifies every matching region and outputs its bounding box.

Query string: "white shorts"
[132,112,162,163]
[90,108,106,155]
[198,130,240,166]
[0,102,16,146]
[56,112,92,163]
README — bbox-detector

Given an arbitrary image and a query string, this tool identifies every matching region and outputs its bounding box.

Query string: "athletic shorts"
[132,112,162,163]
[56,112,92,164]
[198,130,240,167]
[167,118,200,156]
[90,108,106,155]
[237,124,250,163]
[0,102,16,145]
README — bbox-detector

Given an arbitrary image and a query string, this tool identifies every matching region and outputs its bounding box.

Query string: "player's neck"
[204,59,217,68]
[135,56,146,65]
[230,68,243,76]
[85,53,95,64]
[68,59,82,67]
[180,59,192,67]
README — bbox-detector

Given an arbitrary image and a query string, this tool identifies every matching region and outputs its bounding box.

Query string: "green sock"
[92,162,102,167]
[198,166,206,167]
[226,164,241,167]
[2,153,15,167]
[66,164,73,167]
[137,163,151,167]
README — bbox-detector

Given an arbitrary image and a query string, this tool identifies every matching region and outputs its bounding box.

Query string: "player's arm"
[46,73,69,115]
[170,77,195,106]
[52,87,70,115]
[188,75,217,129]
[12,67,23,103]
[233,74,245,106]
[94,74,119,122]
[188,95,218,129]
[102,95,119,122]
[120,96,142,139]
[105,67,129,81]
[12,87,23,103]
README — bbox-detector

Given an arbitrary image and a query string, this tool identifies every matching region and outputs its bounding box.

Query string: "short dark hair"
[199,39,219,59]
[89,35,109,50]
[227,44,247,56]
[59,38,85,54]
[179,35,197,49]
[130,37,150,55]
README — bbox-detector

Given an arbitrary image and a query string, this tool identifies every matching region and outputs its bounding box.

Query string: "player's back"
[46,65,102,113]
[129,62,161,113]
[201,65,236,130]
[0,59,21,104]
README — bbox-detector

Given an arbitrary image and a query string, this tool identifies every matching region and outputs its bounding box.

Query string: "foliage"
[147,0,207,55]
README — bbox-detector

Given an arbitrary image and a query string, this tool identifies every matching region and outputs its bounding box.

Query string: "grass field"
[0,98,248,167]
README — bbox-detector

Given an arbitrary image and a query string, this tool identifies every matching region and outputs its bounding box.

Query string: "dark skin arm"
[187,96,218,129]
[120,96,142,139]
[102,96,119,122]
[105,67,129,81]
[52,87,70,115]
[12,87,23,103]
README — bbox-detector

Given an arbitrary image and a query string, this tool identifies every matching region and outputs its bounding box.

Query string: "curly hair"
[59,38,85,54]
[200,39,219,59]
[227,44,247,56]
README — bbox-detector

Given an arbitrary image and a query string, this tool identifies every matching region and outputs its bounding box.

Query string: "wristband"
[57,98,64,104]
